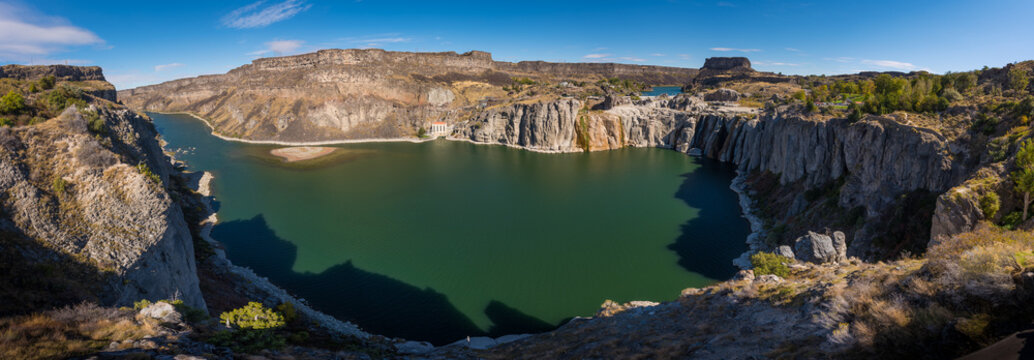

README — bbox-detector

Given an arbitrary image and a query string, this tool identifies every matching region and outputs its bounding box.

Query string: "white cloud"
[717,1,735,7]
[678,54,692,60]
[650,53,666,57]
[861,59,916,70]
[711,47,762,53]
[0,3,103,61]
[619,57,647,62]
[154,63,184,72]
[248,39,305,56]
[222,0,311,29]
[583,53,611,59]
[785,47,800,52]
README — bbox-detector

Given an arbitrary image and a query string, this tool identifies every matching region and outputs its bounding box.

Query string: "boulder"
[140,302,182,324]
[775,245,795,259]
[832,231,847,261]
[794,231,839,264]
[756,274,783,284]
[704,88,741,102]
[734,269,755,282]
[603,95,632,109]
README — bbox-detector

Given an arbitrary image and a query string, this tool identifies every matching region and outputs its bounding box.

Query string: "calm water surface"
[151,113,748,344]
[642,86,683,96]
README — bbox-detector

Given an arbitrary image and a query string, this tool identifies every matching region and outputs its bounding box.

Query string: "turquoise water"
[642,86,683,96]
[151,113,749,344]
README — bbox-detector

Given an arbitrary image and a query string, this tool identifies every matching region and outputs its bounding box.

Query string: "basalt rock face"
[457,96,958,253]
[702,57,753,72]
[0,104,205,309]
[118,49,697,143]
[499,61,697,85]
[454,98,583,152]
[0,64,107,82]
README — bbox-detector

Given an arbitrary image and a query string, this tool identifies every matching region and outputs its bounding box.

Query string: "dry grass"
[811,224,1034,358]
[0,303,156,360]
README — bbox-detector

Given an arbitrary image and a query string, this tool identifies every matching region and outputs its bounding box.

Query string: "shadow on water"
[667,158,751,281]
[211,215,558,345]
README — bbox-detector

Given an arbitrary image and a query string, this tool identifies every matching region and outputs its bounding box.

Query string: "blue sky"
[2,0,1033,89]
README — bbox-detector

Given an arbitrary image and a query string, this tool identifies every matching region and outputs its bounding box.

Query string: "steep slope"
[0,67,205,310]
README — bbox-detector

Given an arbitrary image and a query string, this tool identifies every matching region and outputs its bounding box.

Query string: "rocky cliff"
[0,69,205,310]
[453,95,960,257]
[118,49,698,143]
[0,64,117,102]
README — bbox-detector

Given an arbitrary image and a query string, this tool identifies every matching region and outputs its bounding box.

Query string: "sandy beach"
[270,146,338,162]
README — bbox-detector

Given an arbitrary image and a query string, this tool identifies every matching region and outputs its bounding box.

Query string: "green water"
[151,113,749,344]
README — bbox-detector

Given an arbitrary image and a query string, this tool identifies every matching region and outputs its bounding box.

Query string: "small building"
[428,121,449,137]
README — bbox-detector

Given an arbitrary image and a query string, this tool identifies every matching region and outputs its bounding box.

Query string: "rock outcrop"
[702,57,753,72]
[454,98,583,152]
[0,64,107,82]
[0,104,205,309]
[703,88,742,102]
[793,231,846,264]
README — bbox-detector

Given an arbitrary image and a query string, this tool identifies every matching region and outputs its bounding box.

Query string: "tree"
[1009,68,1030,92]
[0,91,26,114]
[39,75,56,90]
[1014,139,1034,220]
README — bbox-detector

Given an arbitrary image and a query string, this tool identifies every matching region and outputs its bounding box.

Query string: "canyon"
[3,51,1031,358]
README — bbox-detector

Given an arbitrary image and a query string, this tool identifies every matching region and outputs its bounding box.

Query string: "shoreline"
[189,171,370,340]
[151,111,436,146]
[151,111,592,154]
[729,170,766,269]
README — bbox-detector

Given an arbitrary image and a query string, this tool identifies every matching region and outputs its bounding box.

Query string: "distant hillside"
[118,49,699,143]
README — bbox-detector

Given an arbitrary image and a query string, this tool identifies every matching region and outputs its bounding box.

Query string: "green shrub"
[750,252,792,278]
[274,302,297,324]
[955,313,991,341]
[0,90,26,114]
[166,299,208,324]
[417,127,426,138]
[986,139,1008,162]
[52,177,69,196]
[29,116,45,125]
[39,75,56,90]
[44,85,86,114]
[84,110,105,134]
[805,99,817,113]
[1015,251,1034,270]
[136,163,160,184]
[132,299,152,310]
[1000,211,1023,230]
[211,302,287,353]
[979,192,1000,219]
[219,302,285,330]
[0,118,12,127]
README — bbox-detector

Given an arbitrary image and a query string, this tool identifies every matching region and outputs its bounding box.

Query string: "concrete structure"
[429,121,449,137]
